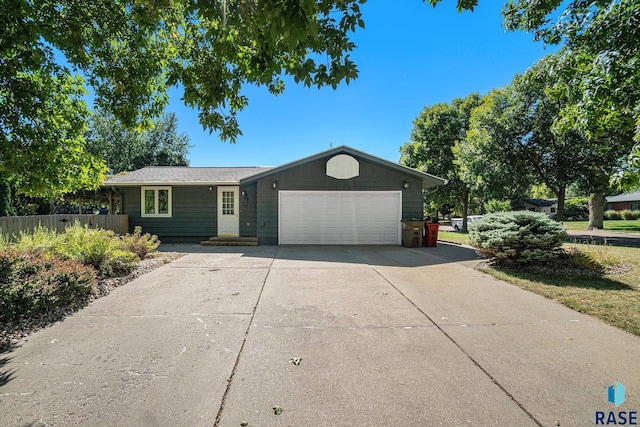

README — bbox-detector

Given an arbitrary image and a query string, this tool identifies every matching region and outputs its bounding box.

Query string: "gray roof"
[104,145,448,189]
[606,191,640,203]
[524,198,557,207]
[240,145,447,189]
[104,166,274,186]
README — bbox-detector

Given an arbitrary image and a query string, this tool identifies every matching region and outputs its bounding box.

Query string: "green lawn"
[480,245,640,336]
[437,221,640,335]
[562,219,640,233]
[438,230,470,245]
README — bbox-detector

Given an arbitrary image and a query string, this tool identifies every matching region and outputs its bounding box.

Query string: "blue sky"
[171,1,554,167]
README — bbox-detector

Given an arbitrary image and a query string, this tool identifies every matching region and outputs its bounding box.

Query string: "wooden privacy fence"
[0,215,129,240]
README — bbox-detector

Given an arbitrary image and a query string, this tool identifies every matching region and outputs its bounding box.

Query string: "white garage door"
[278,191,402,245]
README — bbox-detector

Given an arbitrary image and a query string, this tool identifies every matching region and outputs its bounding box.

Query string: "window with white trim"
[141,187,172,217]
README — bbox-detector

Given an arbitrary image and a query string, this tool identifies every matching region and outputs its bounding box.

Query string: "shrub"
[48,223,124,275]
[99,250,139,277]
[12,226,58,252]
[120,226,160,259]
[605,210,622,220]
[0,248,95,323]
[621,209,640,220]
[564,197,589,221]
[469,211,568,264]
[564,245,625,274]
[485,199,511,213]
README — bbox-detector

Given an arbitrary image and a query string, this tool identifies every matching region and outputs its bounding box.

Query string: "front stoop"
[200,237,259,246]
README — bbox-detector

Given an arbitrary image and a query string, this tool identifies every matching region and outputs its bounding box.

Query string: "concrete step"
[200,237,259,246]
[208,237,258,242]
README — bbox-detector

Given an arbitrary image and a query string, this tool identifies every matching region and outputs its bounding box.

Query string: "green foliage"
[49,225,122,273]
[503,1,640,185]
[621,210,640,221]
[6,223,159,277]
[485,199,511,213]
[469,211,568,264]
[564,245,626,274]
[400,93,486,221]
[12,227,59,252]
[0,49,107,198]
[605,210,622,220]
[0,248,95,323]
[0,180,17,216]
[86,111,190,174]
[564,198,589,221]
[120,226,160,259]
[99,250,139,278]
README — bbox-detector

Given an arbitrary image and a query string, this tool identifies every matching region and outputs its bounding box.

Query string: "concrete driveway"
[1,244,638,427]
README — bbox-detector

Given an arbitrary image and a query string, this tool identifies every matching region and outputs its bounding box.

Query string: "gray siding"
[121,185,256,242]
[254,155,423,245]
[118,156,424,245]
[239,183,258,238]
[121,186,215,242]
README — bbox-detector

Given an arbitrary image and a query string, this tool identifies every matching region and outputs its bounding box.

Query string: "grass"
[438,230,470,245]
[562,219,640,233]
[480,244,640,336]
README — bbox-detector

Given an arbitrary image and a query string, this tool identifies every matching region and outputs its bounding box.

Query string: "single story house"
[606,191,640,211]
[523,198,558,216]
[104,145,447,245]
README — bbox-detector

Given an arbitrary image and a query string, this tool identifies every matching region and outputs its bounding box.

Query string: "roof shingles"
[104,166,274,185]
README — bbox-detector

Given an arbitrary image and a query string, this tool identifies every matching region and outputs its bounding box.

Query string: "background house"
[606,191,640,211]
[523,198,558,217]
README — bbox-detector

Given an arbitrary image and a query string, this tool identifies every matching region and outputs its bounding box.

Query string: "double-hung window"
[141,187,172,217]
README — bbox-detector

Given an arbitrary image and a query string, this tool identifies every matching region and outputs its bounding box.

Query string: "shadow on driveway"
[158,243,482,268]
[0,343,16,389]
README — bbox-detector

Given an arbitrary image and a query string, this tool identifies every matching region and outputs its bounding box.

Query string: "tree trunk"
[107,190,117,215]
[587,192,606,230]
[555,186,566,221]
[461,187,469,232]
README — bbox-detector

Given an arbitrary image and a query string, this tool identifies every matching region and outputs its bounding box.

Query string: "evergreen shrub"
[469,211,568,264]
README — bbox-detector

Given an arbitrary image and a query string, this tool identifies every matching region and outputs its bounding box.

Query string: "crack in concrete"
[213,248,278,427]
[371,266,544,427]
[258,324,438,330]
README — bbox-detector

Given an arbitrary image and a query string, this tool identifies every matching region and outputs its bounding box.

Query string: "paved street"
[1,244,638,426]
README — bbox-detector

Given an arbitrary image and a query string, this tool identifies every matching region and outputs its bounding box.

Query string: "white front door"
[217,186,239,236]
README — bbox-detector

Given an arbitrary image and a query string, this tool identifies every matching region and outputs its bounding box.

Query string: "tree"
[494,57,593,221]
[400,94,484,231]
[467,53,635,228]
[86,111,190,174]
[3,0,485,198]
[503,0,640,185]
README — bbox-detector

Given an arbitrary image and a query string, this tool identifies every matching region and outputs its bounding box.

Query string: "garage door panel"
[279,191,401,245]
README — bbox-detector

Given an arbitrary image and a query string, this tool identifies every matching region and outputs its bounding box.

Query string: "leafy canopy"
[86,111,190,175]
[503,0,640,186]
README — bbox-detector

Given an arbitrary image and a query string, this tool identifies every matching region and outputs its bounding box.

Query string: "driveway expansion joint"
[213,247,278,427]
[371,266,544,427]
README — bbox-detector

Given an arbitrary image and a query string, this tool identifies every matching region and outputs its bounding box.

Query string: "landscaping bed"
[0,224,184,349]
